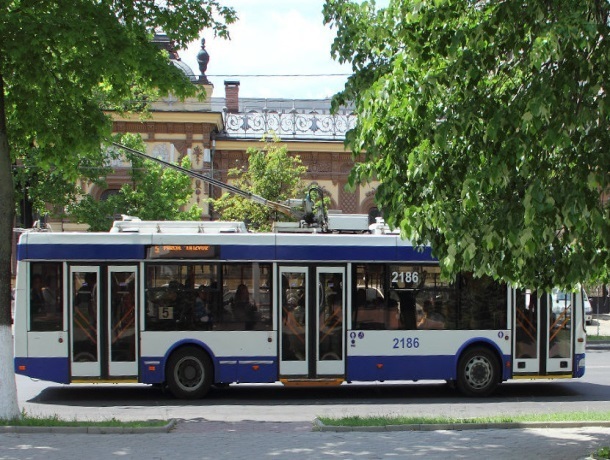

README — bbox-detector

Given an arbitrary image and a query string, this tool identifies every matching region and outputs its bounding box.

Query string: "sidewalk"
[2,422,610,459]
[587,314,610,336]
[587,315,610,350]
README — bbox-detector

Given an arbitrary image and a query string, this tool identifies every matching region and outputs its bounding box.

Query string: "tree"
[211,140,308,231]
[13,138,116,229]
[68,134,203,231]
[323,0,610,290]
[0,0,236,419]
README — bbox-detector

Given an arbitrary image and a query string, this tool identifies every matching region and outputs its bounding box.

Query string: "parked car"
[584,290,593,325]
[551,288,593,325]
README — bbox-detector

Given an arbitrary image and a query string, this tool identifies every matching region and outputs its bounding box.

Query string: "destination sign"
[146,244,218,259]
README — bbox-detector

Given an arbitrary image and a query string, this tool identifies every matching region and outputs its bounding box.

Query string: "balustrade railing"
[222,108,356,140]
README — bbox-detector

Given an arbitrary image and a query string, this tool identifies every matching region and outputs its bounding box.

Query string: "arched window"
[100,189,120,201]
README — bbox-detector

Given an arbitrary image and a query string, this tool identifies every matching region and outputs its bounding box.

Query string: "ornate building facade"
[101,37,380,225]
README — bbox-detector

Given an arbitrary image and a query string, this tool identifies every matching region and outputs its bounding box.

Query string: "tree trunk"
[0,73,21,419]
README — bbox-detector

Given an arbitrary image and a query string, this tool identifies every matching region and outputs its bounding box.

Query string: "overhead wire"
[204,73,350,78]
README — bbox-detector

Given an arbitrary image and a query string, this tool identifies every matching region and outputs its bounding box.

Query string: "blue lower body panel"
[140,356,278,385]
[346,354,512,382]
[574,353,586,378]
[347,355,456,382]
[15,357,70,384]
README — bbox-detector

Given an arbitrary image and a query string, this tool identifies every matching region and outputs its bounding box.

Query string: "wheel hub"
[177,358,203,388]
[466,357,491,388]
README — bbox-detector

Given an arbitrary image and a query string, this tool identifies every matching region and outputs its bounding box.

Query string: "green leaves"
[210,139,307,231]
[326,0,610,290]
[67,134,203,231]
[2,0,235,157]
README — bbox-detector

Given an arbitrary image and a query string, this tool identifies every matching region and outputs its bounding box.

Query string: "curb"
[312,418,610,432]
[587,341,610,350]
[0,419,176,434]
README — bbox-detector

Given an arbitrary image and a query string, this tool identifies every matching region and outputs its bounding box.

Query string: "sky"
[179,0,353,100]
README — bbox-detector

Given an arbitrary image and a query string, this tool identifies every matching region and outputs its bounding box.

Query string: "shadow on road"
[26,378,607,409]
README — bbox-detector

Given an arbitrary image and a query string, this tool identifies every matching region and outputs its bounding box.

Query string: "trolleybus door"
[513,289,574,376]
[278,266,346,378]
[316,267,345,376]
[107,266,138,376]
[279,267,309,376]
[70,266,101,377]
[513,289,541,374]
[546,290,574,373]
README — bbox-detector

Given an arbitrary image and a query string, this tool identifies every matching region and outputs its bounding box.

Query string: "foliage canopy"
[0,0,236,418]
[324,0,610,290]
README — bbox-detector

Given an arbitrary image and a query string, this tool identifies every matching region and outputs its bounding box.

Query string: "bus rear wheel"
[166,346,213,399]
[456,347,499,397]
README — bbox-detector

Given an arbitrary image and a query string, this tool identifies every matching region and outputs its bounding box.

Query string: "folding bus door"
[513,289,574,376]
[70,265,139,379]
[70,266,101,377]
[546,289,574,374]
[316,267,345,376]
[107,266,138,376]
[279,267,309,376]
[513,289,541,374]
[279,266,346,378]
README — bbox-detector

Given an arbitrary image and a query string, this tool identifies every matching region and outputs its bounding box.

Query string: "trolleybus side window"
[222,263,272,331]
[353,264,401,330]
[388,264,455,330]
[29,262,63,332]
[144,262,272,331]
[357,265,507,331]
[146,263,220,331]
[459,274,507,330]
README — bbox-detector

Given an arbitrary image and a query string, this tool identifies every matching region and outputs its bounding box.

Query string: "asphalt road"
[11,348,610,424]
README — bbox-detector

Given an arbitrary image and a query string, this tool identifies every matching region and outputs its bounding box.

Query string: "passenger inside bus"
[232,283,259,330]
[28,265,63,332]
[30,274,47,314]
[416,300,445,329]
[351,288,364,325]
[396,290,417,329]
[162,280,190,326]
[194,285,213,329]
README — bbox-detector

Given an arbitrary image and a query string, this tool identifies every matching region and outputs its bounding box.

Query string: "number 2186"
[393,337,420,349]
[391,271,419,283]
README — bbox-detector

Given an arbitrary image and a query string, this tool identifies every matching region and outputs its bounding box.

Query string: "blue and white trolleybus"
[13,217,587,398]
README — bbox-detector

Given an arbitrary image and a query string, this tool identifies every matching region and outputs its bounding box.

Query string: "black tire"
[456,347,500,397]
[166,346,213,399]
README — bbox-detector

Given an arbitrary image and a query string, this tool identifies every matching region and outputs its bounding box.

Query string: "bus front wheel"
[456,347,499,397]
[166,346,213,399]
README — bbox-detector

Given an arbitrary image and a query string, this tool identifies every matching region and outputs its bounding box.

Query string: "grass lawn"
[588,335,610,341]
[318,411,610,427]
[0,411,168,428]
